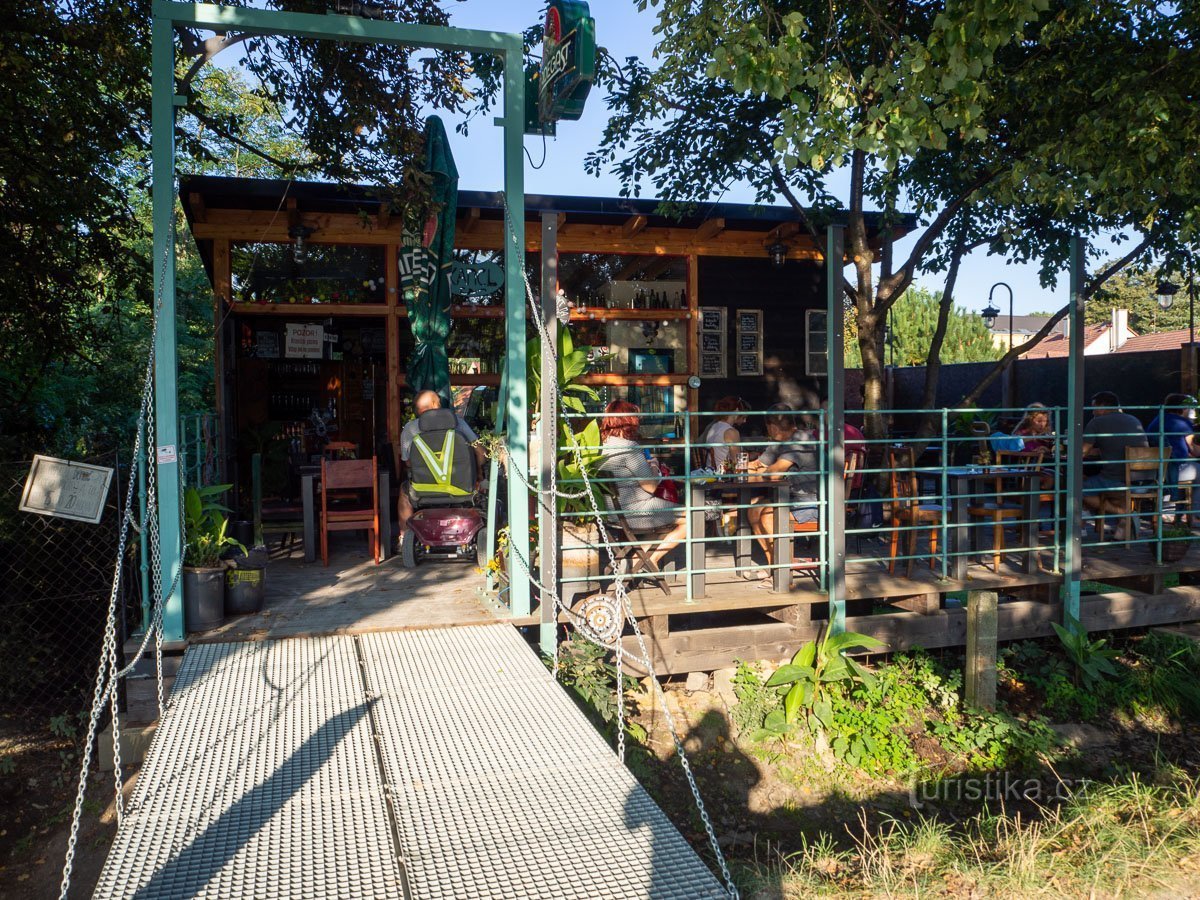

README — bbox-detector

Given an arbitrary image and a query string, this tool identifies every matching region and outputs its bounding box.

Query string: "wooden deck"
[196,541,505,643]
[601,543,1200,675]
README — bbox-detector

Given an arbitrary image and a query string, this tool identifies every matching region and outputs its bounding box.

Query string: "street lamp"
[1156,279,1180,310]
[986,282,1014,351]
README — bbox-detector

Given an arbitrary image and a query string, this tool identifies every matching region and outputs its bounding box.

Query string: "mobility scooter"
[399,407,486,568]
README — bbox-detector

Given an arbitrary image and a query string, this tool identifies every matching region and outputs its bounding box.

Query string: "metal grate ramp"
[94,624,727,899]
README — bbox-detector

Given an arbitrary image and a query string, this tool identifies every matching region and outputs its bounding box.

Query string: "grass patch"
[737,772,1200,898]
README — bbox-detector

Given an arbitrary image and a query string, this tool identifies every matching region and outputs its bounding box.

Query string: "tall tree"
[589,1,1200,432]
[1084,267,1191,334]
[846,287,1001,368]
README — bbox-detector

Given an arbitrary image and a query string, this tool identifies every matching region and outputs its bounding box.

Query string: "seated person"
[1148,393,1200,516]
[598,399,688,569]
[1013,402,1056,454]
[746,404,820,578]
[398,390,485,536]
[699,396,749,471]
[1081,391,1148,540]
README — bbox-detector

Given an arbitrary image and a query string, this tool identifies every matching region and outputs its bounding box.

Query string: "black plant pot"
[224,546,269,615]
[183,566,225,632]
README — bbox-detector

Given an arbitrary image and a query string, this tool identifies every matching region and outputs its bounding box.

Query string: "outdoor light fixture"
[1157,279,1180,310]
[980,302,1001,329]
[767,240,788,268]
[288,224,316,265]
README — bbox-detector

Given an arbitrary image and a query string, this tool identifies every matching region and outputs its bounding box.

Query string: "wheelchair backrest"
[409,408,476,502]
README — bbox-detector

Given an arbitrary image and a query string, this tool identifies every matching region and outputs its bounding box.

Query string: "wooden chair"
[323,440,358,460]
[1121,446,1162,546]
[887,448,944,577]
[606,511,674,596]
[319,457,380,566]
[791,453,860,577]
[968,450,1043,573]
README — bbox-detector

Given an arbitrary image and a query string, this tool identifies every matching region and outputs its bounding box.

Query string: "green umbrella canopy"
[401,115,459,406]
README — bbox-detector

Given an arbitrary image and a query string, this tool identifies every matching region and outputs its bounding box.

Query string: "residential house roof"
[1021,324,1110,358]
[1115,328,1192,353]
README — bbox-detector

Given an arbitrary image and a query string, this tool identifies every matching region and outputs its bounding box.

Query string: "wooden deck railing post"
[965,589,998,710]
[825,225,847,632]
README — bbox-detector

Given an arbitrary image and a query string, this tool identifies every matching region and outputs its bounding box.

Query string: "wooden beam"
[377,202,392,230]
[189,192,208,224]
[695,217,725,241]
[385,244,402,475]
[556,212,568,233]
[459,206,481,234]
[622,214,648,238]
[764,222,801,244]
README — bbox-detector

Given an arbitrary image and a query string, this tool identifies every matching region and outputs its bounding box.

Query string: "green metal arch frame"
[151,1,530,641]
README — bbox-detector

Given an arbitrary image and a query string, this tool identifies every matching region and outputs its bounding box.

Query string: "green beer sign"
[538,0,596,124]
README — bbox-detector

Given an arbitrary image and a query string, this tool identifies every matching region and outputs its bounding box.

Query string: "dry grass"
[738,772,1200,899]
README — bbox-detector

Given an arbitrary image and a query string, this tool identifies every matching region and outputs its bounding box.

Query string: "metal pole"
[137,420,150,632]
[826,225,847,633]
[501,45,530,619]
[538,212,559,653]
[151,14,185,643]
[1063,237,1086,627]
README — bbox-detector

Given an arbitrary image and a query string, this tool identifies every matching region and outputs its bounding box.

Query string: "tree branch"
[186,108,312,173]
[179,33,252,94]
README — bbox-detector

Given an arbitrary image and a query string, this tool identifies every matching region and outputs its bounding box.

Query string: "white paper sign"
[285,323,325,359]
[156,445,177,465]
[20,455,114,524]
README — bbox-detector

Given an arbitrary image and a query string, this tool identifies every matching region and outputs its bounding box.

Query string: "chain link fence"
[0,451,140,721]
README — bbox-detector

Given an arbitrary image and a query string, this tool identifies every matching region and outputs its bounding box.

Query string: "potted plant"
[182,484,243,632]
[1159,524,1194,563]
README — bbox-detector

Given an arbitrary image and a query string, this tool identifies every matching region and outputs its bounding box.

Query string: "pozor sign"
[539,0,596,124]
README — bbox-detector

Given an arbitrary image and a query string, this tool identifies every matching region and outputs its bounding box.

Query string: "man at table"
[397,390,486,538]
[746,404,820,579]
[1148,393,1199,518]
[1081,391,1147,540]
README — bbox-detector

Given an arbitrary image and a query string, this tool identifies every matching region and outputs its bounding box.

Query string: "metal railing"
[549,404,1198,610]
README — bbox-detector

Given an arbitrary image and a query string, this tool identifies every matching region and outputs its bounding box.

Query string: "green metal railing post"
[137,418,151,632]
[940,409,949,581]
[501,43,530,620]
[683,412,694,603]
[1062,236,1086,628]
[538,212,559,652]
[825,225,846,632]
[151,13,185,643]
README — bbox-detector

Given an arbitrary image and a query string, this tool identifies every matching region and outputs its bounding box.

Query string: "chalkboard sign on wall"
[698,306,727,378]
[737,309,761,334]
[738,332,759,353]
[701,332,723,353]
[700,352,726,378]
[700,307,725,332]
[735,308,763,376]
[736,352,762,377]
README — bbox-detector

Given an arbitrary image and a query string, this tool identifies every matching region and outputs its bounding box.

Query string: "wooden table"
[945,466,1040,579]
[688,478,792,597]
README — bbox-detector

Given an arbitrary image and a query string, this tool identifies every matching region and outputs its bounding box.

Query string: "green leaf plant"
[183,483,244,569]
[757,628,884,737]
[1052,615,1119,691]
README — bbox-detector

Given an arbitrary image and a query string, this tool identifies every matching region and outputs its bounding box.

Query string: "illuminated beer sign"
[538,0,595,124]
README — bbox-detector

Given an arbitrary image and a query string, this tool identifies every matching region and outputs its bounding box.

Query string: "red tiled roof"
[1022,324,1109,358]
[1116,328,1191,353]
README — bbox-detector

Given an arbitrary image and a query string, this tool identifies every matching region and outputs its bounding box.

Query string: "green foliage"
[729,660,778,735]
[999,639,1102,721]
[759,629,884,735]
[846,287,1003,368]
[1086,267,1191,334]
[552,639,647,743]
[528,324,600,416]
[1109,631,1200,721]
[1052,616,1120,691]
[183,483,243,569]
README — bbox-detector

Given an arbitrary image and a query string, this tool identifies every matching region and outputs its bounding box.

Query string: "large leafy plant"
[557,419,605,520]
[183,483,244,569]
[759,629,884,736]
[527,324,599,416]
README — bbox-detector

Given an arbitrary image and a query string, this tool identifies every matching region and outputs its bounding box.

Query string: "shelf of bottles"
[265,360,340,432]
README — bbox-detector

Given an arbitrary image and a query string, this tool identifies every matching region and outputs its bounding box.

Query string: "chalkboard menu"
[735,308,763,376]
[698,307,726,378]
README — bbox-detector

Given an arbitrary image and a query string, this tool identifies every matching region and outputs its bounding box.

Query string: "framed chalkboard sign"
[701,332,723,353]
[699,307,725,332]
[738,332,759,353]
[700,352,726,378]
[736,309,762,334]
[736,352,762,377]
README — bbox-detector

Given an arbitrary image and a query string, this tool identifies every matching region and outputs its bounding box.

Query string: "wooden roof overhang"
[180,175,915,279]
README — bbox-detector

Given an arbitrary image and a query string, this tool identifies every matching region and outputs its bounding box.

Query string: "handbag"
[652,461,681,504]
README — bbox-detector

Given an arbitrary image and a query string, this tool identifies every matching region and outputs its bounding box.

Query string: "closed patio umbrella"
[401,115,458,406]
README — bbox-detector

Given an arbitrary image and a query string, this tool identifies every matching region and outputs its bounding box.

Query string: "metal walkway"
[93,625,726,899]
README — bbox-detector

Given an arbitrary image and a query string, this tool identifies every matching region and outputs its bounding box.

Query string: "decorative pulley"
[573,593,622,646]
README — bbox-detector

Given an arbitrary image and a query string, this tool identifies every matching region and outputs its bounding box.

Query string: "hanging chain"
[59,242,188,899]
[501,195,739,898]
